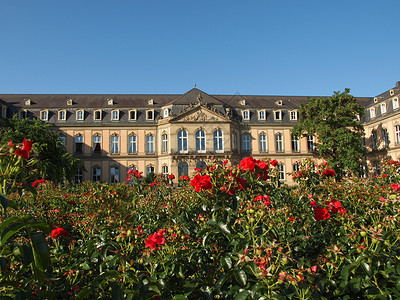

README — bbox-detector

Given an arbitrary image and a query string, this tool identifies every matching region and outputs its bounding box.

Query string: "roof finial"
[194,82,197,88]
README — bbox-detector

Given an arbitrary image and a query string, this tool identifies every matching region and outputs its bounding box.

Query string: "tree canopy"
[0,115,82,182]
[291,89,365,177]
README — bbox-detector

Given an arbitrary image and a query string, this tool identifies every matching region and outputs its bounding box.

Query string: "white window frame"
[92,166,102,182]
[242,110,250,121]
[369,107,376,119]
[259,134,267,153]
[275,133,283,153]
[382,128,389,148]
[40,110,48,121]
[277,164,285,180]
[93,135,102,154]
[290,110,298,121]
[110,166,120,183]
[293,164,300,172]
[94,109,102,121]
[163,109,169,118]
[129,109,137,121]
[291,135,299,152]
[128,134,137,154]
[162,165,168,176]
[74,135,84,154]
[274,110,282,121]
[381,103,387,115]
[1,106,7,118]
[242,134,251,152]
[395,125,400,145]
[110,135,120,154]
[161,133,168,153]
[58,110,66,121]
[111,109,119,121]
[76,110,84,121]
[147,110,154,121]
[258,110,266,120]
[307,135,315,152]
[393,98,399,110]
[178,130,188,153]
[213,130,224,153]
[146,135,155,154]
[196,130,206,153]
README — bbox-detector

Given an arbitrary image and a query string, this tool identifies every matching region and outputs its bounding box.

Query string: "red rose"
[257,161,269,170]
[15,138,33,159]
[240,157,257,171]
[270,159,278,167]
[145,230,165,250]
[322,168,335,177]
[50,227,69,239]
[169,174,175,180]
[391,183,400,192]
[314,206,330,221]
[190,174,213,192]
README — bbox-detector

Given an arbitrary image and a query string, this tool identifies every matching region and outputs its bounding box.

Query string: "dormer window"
[94,109,102,121]
[163,108,169,118]
[40,110,48,121]
[146,110,154,120]
[290,110,298,121]
[275,100,283,106]
[107,99,114,105]
[58,110,66,121]
[258,110,266,120]
[1,106,7,118]
[240,99,246,106]
[369,107,376,119]
[148,99,154,105]
[393,98,399,110]
[76,110,84,121]
[24,99,31,106]
[381,103,387,114]
[242,110,250,120]
[274,110,282,120]
[129,109,137,121]
[19,110,27,119]
[67,99,73,106]
[111,109,119,121]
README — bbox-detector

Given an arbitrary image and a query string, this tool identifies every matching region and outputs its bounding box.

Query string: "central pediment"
[170,105,231,123]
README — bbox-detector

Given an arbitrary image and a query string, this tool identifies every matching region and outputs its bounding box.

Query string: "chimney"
[396,81,400,87]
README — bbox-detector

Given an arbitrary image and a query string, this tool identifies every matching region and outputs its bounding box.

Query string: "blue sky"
[1,0,399,97]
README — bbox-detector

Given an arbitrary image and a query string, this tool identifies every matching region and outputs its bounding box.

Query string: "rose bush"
[0,153,399,298]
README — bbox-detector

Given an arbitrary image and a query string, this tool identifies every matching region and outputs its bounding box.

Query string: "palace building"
[0,82,399,184]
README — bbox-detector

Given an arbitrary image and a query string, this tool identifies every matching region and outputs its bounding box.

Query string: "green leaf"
[30,233,50,272]
[234,268,247,287]
[221,257,232,269]
[0,216,19,232]
[218,222,231,235]
[76,288,92,299]
[111,282,123,300]
[349,277,362,294]
[0,193,8,210]
[234,290,251,300]
[0,222,26,247]
[361,261,373,277]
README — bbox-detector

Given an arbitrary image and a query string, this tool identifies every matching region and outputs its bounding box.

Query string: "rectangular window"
[382,128,389,148]
[74,135,84,154]
[76,110,84,121]
[146,166,155,175]
[162,165,168,176]
[129,110,137,120]
[293,164,300,172]
[94,110,102,121]
[128,135,137,154]
[2,106,7,118]
[196,130,206,153]
[258,110,266,120]
[58,110,66,121]
[74,169,83,184]
[92,167,101,181]
[162,134,168,153]
[147,110,154,120]
[242,135,251,152]
[110,167,120,183]
[110,135,120,154]
[307,135,315,152]
[275,133,283,153]
[213,130,223,152]
[274,110,282,121]
[232,134,237,152]
[290,110,298,121]
[395,125,400,145]
[291,135,299,152]
[371,131,377,150]
[163,109,169,118]
[393,98,399,110]
[381,103,387,114]
[242,110,250,120]
[40,110,48,121]
[369,108,375,119]
[93,135,101,154]
[111,110,119,121]
[178,130,188,153]
[146,135,154,154]
[277,164,285,180]
[259,134,267,152]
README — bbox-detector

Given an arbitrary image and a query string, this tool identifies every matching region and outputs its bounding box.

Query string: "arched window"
[196,130,206,152]
[178,130,188,153]
[178,161,189,177]
[213,130,223,152]
[196,161,207,171]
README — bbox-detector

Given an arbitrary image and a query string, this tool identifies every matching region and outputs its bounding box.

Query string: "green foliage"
[292,89,365,178]
[0,115,82,182]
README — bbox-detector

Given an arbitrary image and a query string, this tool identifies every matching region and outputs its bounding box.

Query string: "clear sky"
[1,0,399,97]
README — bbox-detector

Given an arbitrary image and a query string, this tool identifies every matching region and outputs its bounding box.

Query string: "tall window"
[275,133,283,153]
[382,128,389,148]
[371,130,377,150]
[293,164,300,172]
[74,135,84,155]
[129,110,137,120]
[74,169,83,184]
[147,110,154,120]
[111,110,119,121]
[58,110,66,121]
[373,161,380,177]
[258,110,266,120]
[178,130,188,153]
[40,110,48,121]
[259,134,267,153]
[110,167,120,183]
[232,133,237,152]
[213,130,223,152]
[93,135,101,154]
[393,98,399,110]
[381,103,387,114]
[146,135,154,154]
[242,135,251,152]
[395,125,400,145]
[161,134,168,153]
[110,135,120,154]
[76,110,84,121]
[128,135,137,154]
[307,135,315,152]
[277,164,285,180]
[290,110,298,121]
[92,167,101,181]
[369,108,375,119]
[242,110,250,120]
[291,135,299,152]
[94,110,102,121]
[162,165,168,176]
[274,110,282,120]
[196,130,206,153]
[178,162,188,177]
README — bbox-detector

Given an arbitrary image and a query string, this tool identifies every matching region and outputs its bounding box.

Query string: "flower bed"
[1,147,400,298]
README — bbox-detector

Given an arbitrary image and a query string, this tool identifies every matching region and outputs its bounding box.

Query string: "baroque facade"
[0,82,399,184]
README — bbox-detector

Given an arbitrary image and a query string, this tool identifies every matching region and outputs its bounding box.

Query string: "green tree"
[291,89,365,177]
[0,115,82,182]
